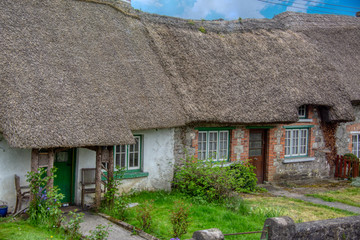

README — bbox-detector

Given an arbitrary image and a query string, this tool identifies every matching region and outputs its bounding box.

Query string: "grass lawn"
[0,218,67,240]
[111,191,355,240]
[306,187,360,208]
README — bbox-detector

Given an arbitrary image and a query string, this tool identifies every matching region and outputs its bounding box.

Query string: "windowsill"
[283,157,315,164]
[298,119,313,123]
[119,172,149,179]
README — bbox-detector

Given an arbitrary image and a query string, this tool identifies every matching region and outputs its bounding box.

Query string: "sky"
[131,0,360,20]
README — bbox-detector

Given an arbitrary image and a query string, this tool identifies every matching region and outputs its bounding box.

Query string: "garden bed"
[104,191,355,240]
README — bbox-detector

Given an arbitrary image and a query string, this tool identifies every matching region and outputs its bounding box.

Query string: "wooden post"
[108,146,114,206]
[47,149,54,189]
[30,149,39,201]
[95,146,102,210]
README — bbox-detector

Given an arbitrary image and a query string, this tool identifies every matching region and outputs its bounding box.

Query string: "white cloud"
[180,0,268,20]
[133,0,163,8]
[285,0,310,13]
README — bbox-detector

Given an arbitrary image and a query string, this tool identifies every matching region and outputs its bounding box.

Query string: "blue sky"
[131,0,360,20]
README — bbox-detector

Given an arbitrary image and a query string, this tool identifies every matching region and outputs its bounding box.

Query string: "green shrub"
[228,161,258,193]
[224,196,250,215]
[198,26,207,33]
[170,200,191,239]
[87,224,111,240]
[344,153,359,162]
[65,211,84,240]
[173,155,259,202]
[136,200,154,231]
[26,168,64,228]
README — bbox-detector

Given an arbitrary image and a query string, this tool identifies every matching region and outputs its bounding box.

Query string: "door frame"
[54,148,77,205]
[248,129,267,183]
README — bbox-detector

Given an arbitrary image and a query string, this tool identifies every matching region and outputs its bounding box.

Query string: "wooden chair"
[80,168,97,209]
[14,175,30,213]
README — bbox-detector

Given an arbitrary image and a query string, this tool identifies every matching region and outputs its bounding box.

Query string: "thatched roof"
[1,0,359,148]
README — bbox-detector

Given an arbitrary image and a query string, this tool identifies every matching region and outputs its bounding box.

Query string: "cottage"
[1,0,359,211]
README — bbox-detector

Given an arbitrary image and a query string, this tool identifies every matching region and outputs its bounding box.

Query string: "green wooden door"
[54,149,75,204]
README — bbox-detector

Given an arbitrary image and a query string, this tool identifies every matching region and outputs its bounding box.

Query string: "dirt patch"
[271,179,351,195]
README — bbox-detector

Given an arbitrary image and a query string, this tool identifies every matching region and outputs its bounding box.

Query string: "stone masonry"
[173,106,331,182]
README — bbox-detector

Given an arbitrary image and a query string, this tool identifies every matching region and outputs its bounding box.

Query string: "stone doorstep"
[98,213,159,240]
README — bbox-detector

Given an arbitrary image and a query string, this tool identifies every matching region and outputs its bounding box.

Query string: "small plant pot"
[0,205,8,217]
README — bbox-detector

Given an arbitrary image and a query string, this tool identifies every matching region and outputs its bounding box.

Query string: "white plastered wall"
[75,128,176,206]
[74,148,96,206]
[119,128,176,193]
[0,134,31,212]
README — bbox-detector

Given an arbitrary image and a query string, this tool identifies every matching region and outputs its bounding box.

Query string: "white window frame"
[298,105,307,119]
[198,130,229,161]
[352,134,360,158]
[285,128,309,157]
[114,136,142,171]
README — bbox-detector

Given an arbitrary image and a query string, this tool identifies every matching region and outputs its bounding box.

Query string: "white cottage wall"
[75,148,96,205]
[119,128,175,193]
[0,134,31,212]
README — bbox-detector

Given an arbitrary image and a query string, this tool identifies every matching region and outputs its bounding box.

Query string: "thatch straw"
[1,0,359,148]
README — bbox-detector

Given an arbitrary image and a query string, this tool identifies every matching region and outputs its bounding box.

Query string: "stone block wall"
[173,106,331,182]
[336,105,360,156]
[270,106,330,181]
[263,216,360,240]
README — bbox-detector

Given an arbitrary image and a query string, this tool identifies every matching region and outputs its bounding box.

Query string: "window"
[114,136,142,172]
[298,105,307,118]
[353,134,360,158]
[198,130,229,161]
[285,129,309,157]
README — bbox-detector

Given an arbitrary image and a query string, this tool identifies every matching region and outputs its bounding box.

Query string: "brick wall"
[174,106,332,182]
[336,105,360,155]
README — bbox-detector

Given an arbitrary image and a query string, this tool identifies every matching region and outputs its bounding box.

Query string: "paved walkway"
[79,211,145,240]
[265,185,360,214]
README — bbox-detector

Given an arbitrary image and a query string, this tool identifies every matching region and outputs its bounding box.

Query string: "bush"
[136,200,154,231]
[87,224,111,240]
[224,195,250,215]
[344,153,359,162]
[26,168,64,228]
[170,200,191,239]
[65,211,84,240]
[173,155,258,202]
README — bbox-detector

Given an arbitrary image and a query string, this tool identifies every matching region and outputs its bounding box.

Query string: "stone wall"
[173,106,331,183]
[189,216,360,240]
[336,104,360,156]
[263,216,360,240]
[268,106,330,181]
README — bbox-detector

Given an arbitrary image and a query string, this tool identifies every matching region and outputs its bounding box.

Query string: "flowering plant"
[26,167,64,227]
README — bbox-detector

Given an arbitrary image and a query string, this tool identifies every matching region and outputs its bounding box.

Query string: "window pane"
[208,132,218,160]
[128,137,140,169]
[249,149,262,156]
[353,135,360,158]
[219,131,228,160]
[292,130,299,155]
[298,105,306,118]
[300,129,308,155]
[286,129,309,157]
[115,145,127,168]
[198,132,207,160]
[285,130,291,156]
[250,133,262,140]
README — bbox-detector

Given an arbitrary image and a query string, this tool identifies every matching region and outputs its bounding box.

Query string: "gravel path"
[79,211,145,240]
[265,185,360,214]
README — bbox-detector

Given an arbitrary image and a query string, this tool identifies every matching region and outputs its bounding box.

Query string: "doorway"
[249,130,267,183]
[54,149,76,205]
